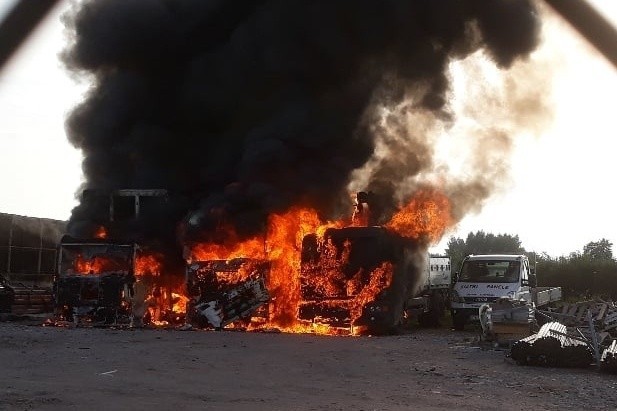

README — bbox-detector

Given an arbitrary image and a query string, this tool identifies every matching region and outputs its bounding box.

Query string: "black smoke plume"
[62,0,541,246]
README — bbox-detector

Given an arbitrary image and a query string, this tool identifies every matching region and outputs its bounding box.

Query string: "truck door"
[519,259,532,303]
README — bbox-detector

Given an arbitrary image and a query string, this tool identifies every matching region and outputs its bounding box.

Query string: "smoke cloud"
[62,0,542,245]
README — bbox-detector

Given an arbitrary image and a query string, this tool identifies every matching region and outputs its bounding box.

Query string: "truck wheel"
[419,292,445,327]
[418,310,439,327]
[452,311,466,331]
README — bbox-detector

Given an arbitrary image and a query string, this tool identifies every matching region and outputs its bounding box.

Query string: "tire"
[420,292,446,327]
[452,310,466,331]
[418,311,435,327]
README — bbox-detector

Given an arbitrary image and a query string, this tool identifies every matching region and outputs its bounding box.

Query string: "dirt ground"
[1,320,616,411]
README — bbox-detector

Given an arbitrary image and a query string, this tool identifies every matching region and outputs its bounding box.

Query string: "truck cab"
[450,254,535,330]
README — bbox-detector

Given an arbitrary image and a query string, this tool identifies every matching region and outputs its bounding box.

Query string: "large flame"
[69,189,453,334]
[386,188,452,244]
[135,254,163,276]
[188,206,345,333]
[186,189,453,335]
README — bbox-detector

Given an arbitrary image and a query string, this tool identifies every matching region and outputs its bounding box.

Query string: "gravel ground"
[0,321,616,411]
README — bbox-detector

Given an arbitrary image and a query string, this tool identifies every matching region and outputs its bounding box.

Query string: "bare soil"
[1,320,616,411]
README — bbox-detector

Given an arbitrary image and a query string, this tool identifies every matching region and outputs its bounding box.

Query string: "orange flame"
[386,188,452,243]
[74,255,106,274]
[73,254,128,274]
[135,253,163,276]
[94,226,107,239]
[186,188,453,335]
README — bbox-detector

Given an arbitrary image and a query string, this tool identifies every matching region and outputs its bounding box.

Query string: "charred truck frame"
[300,225,449,334]
[54,236,136,324]
[53,189,181,326]
[300,226,415,333]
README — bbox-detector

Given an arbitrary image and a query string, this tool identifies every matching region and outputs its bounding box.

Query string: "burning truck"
[53,236,136,324]
[53,190,188,326]
[54,235,188,326]
[57,184,451,335]
[184,192,451,335]
[299,226,450,334]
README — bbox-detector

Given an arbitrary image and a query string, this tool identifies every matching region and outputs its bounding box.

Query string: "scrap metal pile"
[510,322,593,367]
[511,299,617,370]
[601,340,617,373]
[185,259,270,330]
[539,300,617,338]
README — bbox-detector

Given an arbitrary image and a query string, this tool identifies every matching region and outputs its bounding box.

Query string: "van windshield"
[458,260,520,283]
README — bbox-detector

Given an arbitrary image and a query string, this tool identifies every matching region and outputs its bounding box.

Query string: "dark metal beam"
[544,0,617,69]
[0,0,61,71]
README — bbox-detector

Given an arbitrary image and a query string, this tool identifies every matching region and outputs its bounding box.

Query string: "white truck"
[405,255,451,326]
[449,254,561,330]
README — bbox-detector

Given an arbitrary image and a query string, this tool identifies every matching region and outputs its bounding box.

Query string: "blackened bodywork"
[53,236,136,324]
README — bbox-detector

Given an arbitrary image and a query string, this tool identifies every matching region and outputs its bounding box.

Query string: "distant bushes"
[535,256,617,301]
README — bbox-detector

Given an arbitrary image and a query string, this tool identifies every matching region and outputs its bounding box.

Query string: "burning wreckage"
[54,188,450,335]
[185,259,270,330]
[54,237,136,325]
[54,0,547,334]
[53,236,187,326]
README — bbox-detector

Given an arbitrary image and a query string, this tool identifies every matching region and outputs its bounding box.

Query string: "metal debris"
[510,321,593,368]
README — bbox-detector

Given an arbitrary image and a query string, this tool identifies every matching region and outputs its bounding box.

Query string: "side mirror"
[452,271,459,284]
[529,273,537,288]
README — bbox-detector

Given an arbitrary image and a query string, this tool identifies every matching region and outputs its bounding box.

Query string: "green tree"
[582,238,613,262]
[446,230,525,272]
[533,240,617,300]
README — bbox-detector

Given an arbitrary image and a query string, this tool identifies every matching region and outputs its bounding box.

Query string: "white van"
[449,254,560,330]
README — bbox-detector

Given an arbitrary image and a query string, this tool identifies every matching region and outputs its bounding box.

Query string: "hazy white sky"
[0,1,616,257]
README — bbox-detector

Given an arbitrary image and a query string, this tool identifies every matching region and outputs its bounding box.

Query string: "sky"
[0,0,616,258]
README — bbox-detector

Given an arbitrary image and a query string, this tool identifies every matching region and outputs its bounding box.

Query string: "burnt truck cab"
[54,236,137,324]
[300,226,421,334]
